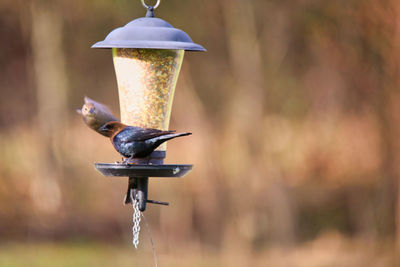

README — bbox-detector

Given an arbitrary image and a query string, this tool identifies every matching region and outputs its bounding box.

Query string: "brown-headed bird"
[99,121,191,160]
[77,96,119,137]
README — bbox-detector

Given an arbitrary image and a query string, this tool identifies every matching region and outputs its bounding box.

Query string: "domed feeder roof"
[92,16,206,51]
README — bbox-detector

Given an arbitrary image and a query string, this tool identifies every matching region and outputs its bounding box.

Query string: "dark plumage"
[99,121,191,159]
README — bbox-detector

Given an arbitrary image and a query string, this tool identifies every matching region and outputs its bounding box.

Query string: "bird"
[76,96,119,137]
[99,121,191,205]
[98,121,192,160]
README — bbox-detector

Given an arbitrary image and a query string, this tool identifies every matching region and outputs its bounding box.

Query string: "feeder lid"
[92,16,206,51]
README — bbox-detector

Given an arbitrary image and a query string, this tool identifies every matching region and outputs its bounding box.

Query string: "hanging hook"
[142,0,160,18]
[141,0,161,9]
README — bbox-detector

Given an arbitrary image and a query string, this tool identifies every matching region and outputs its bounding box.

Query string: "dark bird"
[77,96,119,137]
[99,121,191,160]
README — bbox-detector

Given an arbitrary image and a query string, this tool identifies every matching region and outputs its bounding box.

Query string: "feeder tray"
[95,163,193,211]
[95,163,193,177]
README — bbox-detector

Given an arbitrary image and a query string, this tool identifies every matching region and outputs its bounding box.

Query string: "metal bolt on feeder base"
[95,158,192,212]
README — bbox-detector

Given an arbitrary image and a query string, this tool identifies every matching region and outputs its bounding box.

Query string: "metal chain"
[131,190,141,249]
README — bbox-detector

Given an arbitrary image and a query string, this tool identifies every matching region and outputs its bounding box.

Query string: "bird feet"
[123,156,151,165]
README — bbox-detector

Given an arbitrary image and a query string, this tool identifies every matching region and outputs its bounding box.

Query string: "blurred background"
[0,0,399,266]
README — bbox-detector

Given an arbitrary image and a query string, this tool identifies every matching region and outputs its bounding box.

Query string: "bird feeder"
[92,0,205,213]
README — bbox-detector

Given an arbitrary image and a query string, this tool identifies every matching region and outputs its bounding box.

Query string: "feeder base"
[94,163,192,177]
[94,163,193,211]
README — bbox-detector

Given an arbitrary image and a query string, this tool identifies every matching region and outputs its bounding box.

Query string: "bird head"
[81,103,96,117]
[98,121,126,137]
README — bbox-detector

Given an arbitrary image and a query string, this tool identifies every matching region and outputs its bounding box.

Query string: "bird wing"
[118,126,176,142]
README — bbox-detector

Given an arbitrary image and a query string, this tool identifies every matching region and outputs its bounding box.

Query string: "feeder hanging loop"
[141,0,160,17]
[141,0,161,9]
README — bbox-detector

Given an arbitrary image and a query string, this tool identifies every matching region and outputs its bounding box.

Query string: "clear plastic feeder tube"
[112,48,184,151]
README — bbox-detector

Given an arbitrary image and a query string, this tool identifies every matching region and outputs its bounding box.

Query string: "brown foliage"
[0,0,399,263]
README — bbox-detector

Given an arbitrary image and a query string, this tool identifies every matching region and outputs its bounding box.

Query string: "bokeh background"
[0,0,399,266]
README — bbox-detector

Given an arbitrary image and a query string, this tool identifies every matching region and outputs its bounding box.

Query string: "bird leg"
[122,157,130,164]
[123,156,151,165]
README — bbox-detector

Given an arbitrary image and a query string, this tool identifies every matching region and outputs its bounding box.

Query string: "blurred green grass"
[0,242,220,267]
[0,243,135,267]
[0,233,395,267]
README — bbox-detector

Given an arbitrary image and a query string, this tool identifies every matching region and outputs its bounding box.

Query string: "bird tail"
[157,132,192,142]
[151,132,192,148]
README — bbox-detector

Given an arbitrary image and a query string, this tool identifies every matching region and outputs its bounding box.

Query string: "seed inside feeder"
[113,48,184,151]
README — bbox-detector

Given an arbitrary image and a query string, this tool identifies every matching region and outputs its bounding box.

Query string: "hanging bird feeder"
[92,0,205,216]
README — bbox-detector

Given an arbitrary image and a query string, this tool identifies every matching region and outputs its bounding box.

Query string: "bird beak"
[76,108,82,115]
